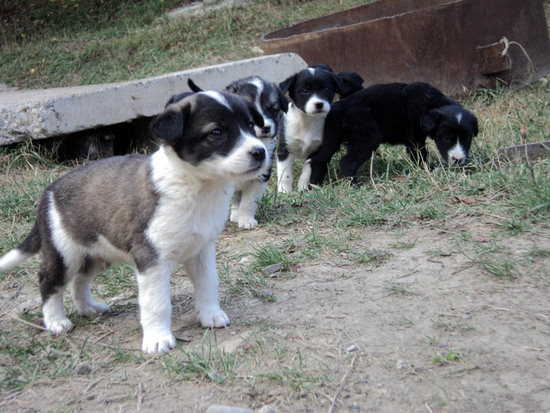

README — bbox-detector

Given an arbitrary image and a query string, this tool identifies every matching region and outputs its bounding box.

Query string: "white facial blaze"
[304,95,330,115]
[456,112,463,124]
[448,140,466,163]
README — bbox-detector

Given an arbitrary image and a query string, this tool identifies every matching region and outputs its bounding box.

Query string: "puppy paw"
[142,332,176,354]
[297,180,310,192]
[78,302,110,317]
[229,210,239,223]
[46,318,74,335]
[238,217,258,229]
[197,307,230,328]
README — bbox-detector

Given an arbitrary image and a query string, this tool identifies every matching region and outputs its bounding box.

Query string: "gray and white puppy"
[0,91,268,354]
[186,76,288,229]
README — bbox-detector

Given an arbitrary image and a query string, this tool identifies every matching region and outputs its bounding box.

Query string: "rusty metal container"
[262,0,550,96]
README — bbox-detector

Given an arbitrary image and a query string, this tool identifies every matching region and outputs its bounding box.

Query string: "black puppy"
[308,82,479,185]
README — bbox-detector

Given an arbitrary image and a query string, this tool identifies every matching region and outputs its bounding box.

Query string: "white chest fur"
[284,104,326,159]
[146,147,233,263]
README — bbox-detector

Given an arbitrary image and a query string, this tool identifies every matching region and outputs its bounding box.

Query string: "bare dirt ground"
[1,216,549,412]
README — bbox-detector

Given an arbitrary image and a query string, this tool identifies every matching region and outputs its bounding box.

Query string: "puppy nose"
[251,147,266,162]
[315,102,324,110]
[261,126,271,135]
[450,156,465,165]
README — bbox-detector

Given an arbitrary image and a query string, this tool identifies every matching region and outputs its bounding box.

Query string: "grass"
[0,0,369,89]
[0,0,549,401]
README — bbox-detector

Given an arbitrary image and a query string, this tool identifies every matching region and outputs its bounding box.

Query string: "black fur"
[308,82,479,186]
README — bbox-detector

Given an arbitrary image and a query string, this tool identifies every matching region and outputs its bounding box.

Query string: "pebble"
[206,406,276,413]
[206,405,254,413]
[396,359,408,370]
[74,362,92,375]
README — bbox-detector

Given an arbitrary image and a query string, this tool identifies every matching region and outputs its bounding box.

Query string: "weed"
[253,347,329,392]
[463,240,518,279]
[384,283,415,296]
[433,350,461,365]
[433,319,475,333]
[162,331,243,384]
[250,243,292,272]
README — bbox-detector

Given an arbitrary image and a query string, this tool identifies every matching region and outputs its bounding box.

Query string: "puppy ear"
[187,78,203,93]
[337,72,364,97]
[151,105,187,144]
[165,92,192,108]
[472,115,479,137]
[248,104,265,129]
[226,81,239,94]
[331,73,346,96]
[421,110,440,134]
[279,88,289,113]
[279,74,296,94]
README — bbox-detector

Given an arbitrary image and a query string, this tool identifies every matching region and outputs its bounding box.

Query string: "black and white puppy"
[277,67,344,192]
[308,82,479,185]
[186,76,288,228]
[0,91,268,354]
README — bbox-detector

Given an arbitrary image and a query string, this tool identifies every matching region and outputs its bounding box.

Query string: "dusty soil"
[1,216,549,412]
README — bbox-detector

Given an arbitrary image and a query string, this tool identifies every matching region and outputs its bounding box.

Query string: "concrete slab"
[0,53,306,145]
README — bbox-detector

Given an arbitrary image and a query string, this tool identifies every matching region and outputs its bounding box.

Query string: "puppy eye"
[323,87,331,92]
[300,87,310,94]
[248,121,255,130]
[209,128,225,140]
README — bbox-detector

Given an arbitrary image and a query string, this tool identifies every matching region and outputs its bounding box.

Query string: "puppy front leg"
[136,262,176,354]
[297,160,312,191]
[185,241,230,328]
[237,180,267,229]
[277,153,294,193]
[229,190,242,224]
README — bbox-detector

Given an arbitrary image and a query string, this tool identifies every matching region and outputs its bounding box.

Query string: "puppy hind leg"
[42,288,74,334]
[69,259,109,317]
[136,262,176,353]
[185,241,229,328]
[39,253,73,334]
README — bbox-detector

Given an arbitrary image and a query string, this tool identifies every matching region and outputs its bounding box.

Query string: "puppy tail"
[0,223,41,272]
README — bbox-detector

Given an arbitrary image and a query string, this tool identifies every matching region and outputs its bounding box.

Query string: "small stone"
[75,362,92,375]
[396,359,408,370]
[205,406,254,413]
[349,403,361,410]
[346,344,358,352]
[261,263,282,274]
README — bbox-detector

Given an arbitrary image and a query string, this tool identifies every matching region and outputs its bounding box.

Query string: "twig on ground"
[329,353,358,413]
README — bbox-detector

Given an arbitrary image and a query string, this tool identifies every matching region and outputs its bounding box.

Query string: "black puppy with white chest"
[276,67,344,193]
[308,82,479,185]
